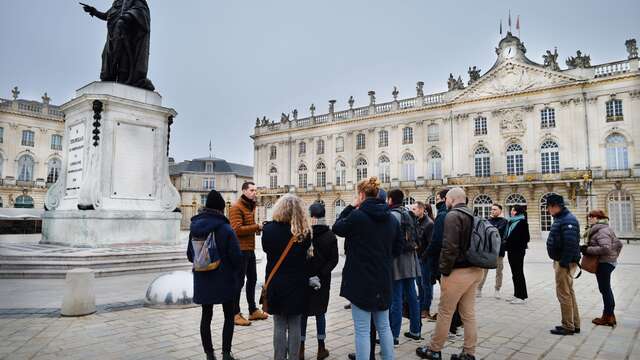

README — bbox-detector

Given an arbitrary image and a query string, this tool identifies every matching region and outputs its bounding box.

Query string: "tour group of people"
[186,178,623,360]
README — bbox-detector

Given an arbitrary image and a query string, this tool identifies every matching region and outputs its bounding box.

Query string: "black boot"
[222,352,236,360]
[206,353,217,360]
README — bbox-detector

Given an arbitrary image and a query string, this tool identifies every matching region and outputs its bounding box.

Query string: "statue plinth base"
[41,82,181,248]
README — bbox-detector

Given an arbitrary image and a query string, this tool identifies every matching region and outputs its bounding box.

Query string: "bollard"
[61,268,96,316]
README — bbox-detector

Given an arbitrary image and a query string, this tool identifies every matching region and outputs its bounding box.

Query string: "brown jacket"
[229,196,259,251]
[585,223,623,263]
[439,204,474,276]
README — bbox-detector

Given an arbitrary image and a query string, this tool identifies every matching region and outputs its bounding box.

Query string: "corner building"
[252,33,640,241]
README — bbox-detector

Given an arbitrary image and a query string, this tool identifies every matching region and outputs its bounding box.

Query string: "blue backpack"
[191,231,221,271]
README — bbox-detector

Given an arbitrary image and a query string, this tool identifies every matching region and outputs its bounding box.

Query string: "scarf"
[506,214,525,238]
[241,194,256,211]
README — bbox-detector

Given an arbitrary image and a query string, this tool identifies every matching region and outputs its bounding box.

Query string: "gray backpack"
[458,211,501,269]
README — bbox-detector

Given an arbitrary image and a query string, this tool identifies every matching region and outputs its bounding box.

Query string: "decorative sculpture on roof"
[416,81,424,97]
[42,92,51,105]
[11,86,20,100]
[392,86,399,100]
[543,48,560,71]
[468,66,481,85]
[261,116,268,126]
[348,96,355,109]
[329,100,336,113]
[255,117,260,127]
[280,113,289,123]
[309,103,316,117]
[626,39,638,59]
[565,50,591,69]
[368,91,376,105]
[447,74,465,91]
[292,109,298,120]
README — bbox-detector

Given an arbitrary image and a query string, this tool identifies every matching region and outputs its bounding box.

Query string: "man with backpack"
[417,187,490,360]
[387,189,422,345]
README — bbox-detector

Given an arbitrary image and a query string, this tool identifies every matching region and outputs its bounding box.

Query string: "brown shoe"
[592,313,607,326]
[608,314,617,327]
[248,309,269,321]
[316,345,329,360]
[234,313,251,326]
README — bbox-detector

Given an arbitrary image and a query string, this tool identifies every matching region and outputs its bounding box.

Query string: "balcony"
[0,178,47,188]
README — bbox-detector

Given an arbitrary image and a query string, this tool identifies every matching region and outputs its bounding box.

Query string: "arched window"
[298,164,307,189]
[606,134,629,170]
[269,167,278,189]
[426,195,437,216]
[379,130,389,147]
[269,145,277,160]
[317,139,325,155]
[299,142,306,156]
[540,107,556,128]
[356,158,368,182]
[403,196,416,206]
[506,143,524,175]
[474,146,490,177]
[505,193,527,215]
[335,160,346,186]
[47,158,61,183]
[541,140,560,174]
[14,195,34,208]
[540,193,559,232]
[335,137,344,152]
[473,195,493,219]
[265,201,274,221]
[474,116,487,136]
[608,190,634,235]
[378,155,390,183]
[335,199,346,219]
[356,133,366,150]
[17,154,35,181]
[427,124,439,142]
[402,127,413,145]
[401,153,415,181]
[428,150,442,180]
[316,162,326,187]
[606,99,623,122]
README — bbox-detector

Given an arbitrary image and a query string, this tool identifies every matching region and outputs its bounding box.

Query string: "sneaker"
[347,353,356,360]
[416,346,442,359]
[222,352,236,360]
[404,332,423,341]
[248,309,269,320]
[234,313,251,326]
[509,298,527,305]
[493,289,501,299]
[344,303,352,310]
[504,296,516,302]
[375,338,400,347]
[451,352,476,360]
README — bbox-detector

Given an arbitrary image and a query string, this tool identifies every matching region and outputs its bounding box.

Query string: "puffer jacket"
[546,207,581,268]
[585,222,623,263]
[229,196,259,251]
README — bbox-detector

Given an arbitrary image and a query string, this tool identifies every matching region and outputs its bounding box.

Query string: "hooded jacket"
[333,197,402,311]
[440,204,474,276]
[305,224,339,316]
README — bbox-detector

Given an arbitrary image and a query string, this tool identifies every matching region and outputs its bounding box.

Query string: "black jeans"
[235,250,257,314]
[508,249,528,300]
[596,262,616,315]
[201,302,235,354]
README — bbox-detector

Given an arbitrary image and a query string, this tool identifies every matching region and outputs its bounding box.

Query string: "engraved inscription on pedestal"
[66,123,86,198]
[112,122,155,199]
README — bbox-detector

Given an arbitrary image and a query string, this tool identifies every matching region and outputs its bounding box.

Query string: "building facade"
[0,88,65,209]
[252,33,640,241]
[170,157,253,229]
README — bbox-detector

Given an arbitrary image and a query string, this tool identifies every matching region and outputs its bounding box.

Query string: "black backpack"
[392,207,419,253]
[455,210,501,269]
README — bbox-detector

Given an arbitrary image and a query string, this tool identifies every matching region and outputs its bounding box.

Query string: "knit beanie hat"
[546,194,565,207]
[206,190,226,211]
[309,202,325,218]
[377,188,387,202]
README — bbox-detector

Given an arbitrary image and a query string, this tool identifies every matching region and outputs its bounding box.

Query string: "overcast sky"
[1,0,638,166]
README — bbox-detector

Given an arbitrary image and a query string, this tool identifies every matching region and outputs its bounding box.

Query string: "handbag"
[580,254,599,274]
[259,235,296,314]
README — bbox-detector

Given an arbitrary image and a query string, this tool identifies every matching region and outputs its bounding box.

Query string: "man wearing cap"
[545,194,581,336]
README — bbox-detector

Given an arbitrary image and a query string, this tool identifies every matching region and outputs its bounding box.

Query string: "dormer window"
[205,162,213,173]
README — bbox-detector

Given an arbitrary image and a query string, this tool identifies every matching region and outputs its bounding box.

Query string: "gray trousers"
[273,314,302,360]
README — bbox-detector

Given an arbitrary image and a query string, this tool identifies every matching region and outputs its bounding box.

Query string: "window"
[606,134,629,170]
[474,116,487,136]
[378,155,390,183]
[426,196,437,214]
[428,151,442,180]
[427,124,439,142]
[403,196,416,207]
[378,130,389,147]
[21,130,35,147]
[316,162,326,187]
[316,139,325,155]
[298,164,308,188]
[608,190,634,235]
[505,193,527,215]
[47,158,61,183]
[265,201,274,220]
[541,107,556,128]
[51,134,63,150]
[17,154,35,181]
[356,133,366,150]
[200,194,207,206]
[540,193,558,232]
[506,143,524,175]
[474,146,490,177]
[269,167,278,189]
[541,140,560,174]
[202,177,216,190]
[335,160,346,186]
[473,195,493,219]
[402,127,413,145]
[0,155,3,178]
[334,199,346,220]
[401,153,415,181]
[335,137,344,153]
[299,142,306,156]
[14,195,34,208]
[606,99,623,122]
[269,145,277,160]
[0,127,4,143]
[356,158,367,182]
[205,162,213,173]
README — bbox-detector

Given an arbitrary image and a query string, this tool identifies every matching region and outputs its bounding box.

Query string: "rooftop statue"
[543,48,560,71]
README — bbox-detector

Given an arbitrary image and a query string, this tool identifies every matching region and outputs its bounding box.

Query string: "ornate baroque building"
[0,88,65,209]
[252,34,640,241]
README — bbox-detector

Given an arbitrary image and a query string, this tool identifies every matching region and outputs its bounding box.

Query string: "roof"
[0,208,44,220]
[170,157,253,178]
[0,98,64,118]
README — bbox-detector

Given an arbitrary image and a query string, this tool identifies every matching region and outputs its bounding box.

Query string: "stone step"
[0,255,190,270]
[0,251,186,263]
[0,263,193,279]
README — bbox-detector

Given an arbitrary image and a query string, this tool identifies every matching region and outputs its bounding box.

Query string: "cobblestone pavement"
[1,242,639,360]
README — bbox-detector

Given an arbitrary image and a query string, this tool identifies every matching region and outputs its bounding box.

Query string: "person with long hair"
[505,204,530,304]
[582,209,623,327]
[333,177,401,360]
[262,194,312,360]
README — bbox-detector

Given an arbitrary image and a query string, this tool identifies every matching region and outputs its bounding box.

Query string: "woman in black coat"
[261,194,311,360]
[187,190,242,360]
[505,205,530,304]
[300,202,339,360]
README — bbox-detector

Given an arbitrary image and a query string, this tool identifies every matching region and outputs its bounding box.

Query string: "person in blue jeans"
[387,189,423,343]
[333,177,401,360]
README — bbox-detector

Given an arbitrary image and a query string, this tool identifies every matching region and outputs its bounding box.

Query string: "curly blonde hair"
[357,176,381,198]
[271,194,311,240]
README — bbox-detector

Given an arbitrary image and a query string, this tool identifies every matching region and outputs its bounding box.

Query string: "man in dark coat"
[477,204,509,298]
[545,194,581,335]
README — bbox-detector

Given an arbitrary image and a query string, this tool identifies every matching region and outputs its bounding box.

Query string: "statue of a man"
[81,0,155,91]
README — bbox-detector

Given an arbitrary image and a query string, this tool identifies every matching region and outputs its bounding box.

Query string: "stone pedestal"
[61,268,96,316]
[42,82,181,247]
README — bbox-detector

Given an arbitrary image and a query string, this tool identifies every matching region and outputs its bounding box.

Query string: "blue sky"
[1,0,638,166]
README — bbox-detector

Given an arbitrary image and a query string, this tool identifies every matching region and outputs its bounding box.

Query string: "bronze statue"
[81,1,155,91]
